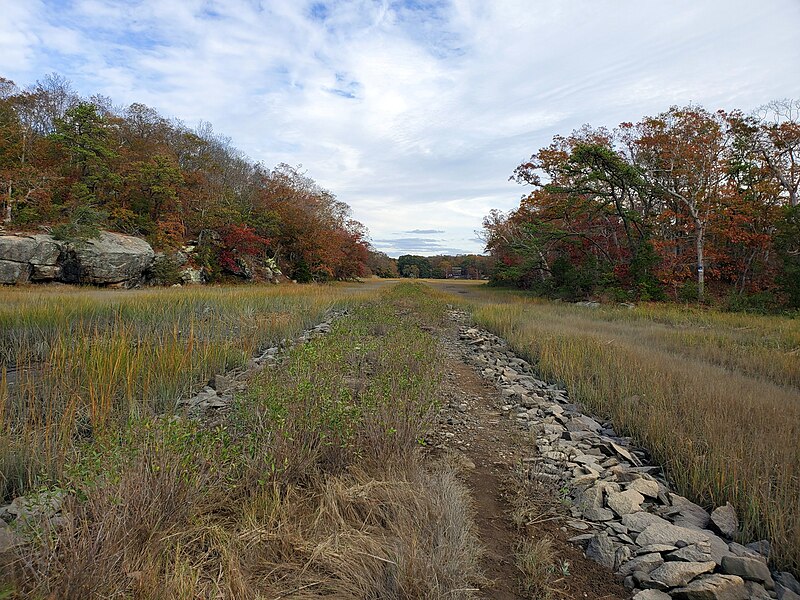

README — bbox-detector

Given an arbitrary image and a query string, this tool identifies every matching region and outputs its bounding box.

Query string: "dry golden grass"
[452,285,800,573]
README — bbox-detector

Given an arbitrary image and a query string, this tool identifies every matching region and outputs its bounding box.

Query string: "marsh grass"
[0,283,374,499]
[465,289,800,573]
[3,283,483,599]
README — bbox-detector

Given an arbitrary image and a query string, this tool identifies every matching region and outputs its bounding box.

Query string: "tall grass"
[3,282,481,599]
[0,283,375,499]
[462,289,800,573]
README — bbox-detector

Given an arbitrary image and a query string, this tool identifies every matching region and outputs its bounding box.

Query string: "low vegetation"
[1,282,482,598]
[462,285,800,573]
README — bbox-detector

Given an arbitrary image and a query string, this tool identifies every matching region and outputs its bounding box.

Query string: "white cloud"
[1,0,799,255]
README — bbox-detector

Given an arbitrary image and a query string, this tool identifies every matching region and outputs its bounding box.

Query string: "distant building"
[449,266,463,279]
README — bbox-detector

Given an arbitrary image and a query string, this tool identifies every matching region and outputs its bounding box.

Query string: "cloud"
[2,0,799,256]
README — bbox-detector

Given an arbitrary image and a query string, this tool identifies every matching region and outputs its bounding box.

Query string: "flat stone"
[720,555,773,588]
[671,574,748,600]
[622,512,672,533]
[648,560,715,588]
[635,522,712,547]
[667,541,713,563]
[566,415,603,433]
[618,552,664,577]
[628,477,660,498]
[710,503,739,538]
[663,495,710,530]
[607,489,645,516]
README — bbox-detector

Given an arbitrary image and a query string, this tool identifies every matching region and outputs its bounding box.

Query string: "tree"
[632,107,733,300]
[52,101,119,206]
[754,99,800,207]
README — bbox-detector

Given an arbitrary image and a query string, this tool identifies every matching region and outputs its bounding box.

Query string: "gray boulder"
[0,259,30,284]
[720,555,773,588]
[0,234,62,283]
[63,232,154,285]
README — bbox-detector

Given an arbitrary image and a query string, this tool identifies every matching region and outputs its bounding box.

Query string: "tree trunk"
[696,226,705,301]
[3,182,11,224]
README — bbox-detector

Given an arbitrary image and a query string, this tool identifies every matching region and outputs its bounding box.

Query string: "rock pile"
[453,314,799,600]
[177,312,345,418]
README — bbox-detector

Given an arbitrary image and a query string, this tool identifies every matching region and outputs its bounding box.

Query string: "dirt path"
[428,310,629,599]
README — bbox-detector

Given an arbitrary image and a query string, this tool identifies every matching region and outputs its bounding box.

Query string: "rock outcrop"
[0,231,154,287]
[0,234,62,284]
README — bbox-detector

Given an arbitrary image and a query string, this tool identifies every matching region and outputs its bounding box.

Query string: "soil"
[429,313,630,600]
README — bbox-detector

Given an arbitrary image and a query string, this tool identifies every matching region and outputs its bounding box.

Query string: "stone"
[211,374,235,394]
[565,415,603,433]
[622,512,673,533]
[635,522,713,547]
[710,503,739,538]
[585,532,618,570]
[618,552,664,577]
[720,555,773,588]
[63,232,154,285]
[633,591,671,600]
[0,522,22,553]
[0,259,30,284]
[628,477,660,498]
[648,560,715,588]
[671,574,748,600]
[0,234,60,264]
[775,572,800,595]
[777,586,800,600]
[667,541,713,563]
[743,581,773,600]
[577,484,615,521]
[744,540,770,558]
[31,263,61,280]
[607,489,645,516]
[663,495,711,530]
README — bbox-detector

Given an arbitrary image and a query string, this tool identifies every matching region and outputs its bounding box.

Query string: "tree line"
[482,102,800,309]
[0,74,371,282]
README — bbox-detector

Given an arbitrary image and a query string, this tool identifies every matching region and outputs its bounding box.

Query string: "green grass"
[447,283,800,574]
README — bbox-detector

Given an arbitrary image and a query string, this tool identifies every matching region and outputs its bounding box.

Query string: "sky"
[2,0,799,257]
